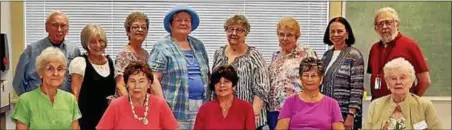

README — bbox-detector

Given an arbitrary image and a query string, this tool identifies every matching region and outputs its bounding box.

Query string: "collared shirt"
[364,94,442,129]
[148,35,210,120]
[367,33,429,100]
[13,37,81,95]
[268,44,317,111]
[11,88,82,129]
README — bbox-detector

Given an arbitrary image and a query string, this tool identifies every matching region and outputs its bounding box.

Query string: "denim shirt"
[13,37,81,95]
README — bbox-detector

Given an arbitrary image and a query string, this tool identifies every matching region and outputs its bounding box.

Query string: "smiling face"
[329,21,348,48]
[214,77,234,97]
[46,14,69,44]
[300,67,323,91]
[385,67,414,96]
[170,11,192,35]
[278,27,298,52]
[87,36,106,56]
[226,24,247,45]
[127,71,151,100]
[375,11,399,43]
[128,19,148,43]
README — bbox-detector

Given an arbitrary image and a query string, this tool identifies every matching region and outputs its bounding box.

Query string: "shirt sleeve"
[278,96,294,119]
[13,46,32,96]
[96,98,118,129]
[148,43,168,73]
[409,43,429,73]
[114,51,130,78]
[11,96,31,125]
[424,99,442,129]
[159,98,178,129]
[245,102,257,130]
[331,99,344,122]
[69,57,86,77]
[251,50,270,103]
[193,104,206,130]
[70,95,82,121]
[349,51,364,110]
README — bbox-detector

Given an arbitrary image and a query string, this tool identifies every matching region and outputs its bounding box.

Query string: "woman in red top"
[96,61,178,129]
[194,65,255,129]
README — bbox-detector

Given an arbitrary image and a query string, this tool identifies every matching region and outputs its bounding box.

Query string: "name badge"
[374,77,381,89]
[413,120,428,130]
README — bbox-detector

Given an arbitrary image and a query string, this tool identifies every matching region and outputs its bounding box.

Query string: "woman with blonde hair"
[267,16,317,130]
[69,23,115,130]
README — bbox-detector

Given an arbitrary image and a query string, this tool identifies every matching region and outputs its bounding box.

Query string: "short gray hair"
[374,7,400,25]
[36,47,67,76]
[383,57,416,83]
[224,14,251,35]
[45,10,69,26]
[80,23,107,51]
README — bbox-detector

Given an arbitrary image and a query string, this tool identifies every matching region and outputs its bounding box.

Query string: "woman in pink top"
[276,57,344,130]
[97,61,178,129]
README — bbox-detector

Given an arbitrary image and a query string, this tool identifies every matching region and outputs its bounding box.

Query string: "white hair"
[45,10,69,25]
[383,57,416,87]
[36,47,67,76]
[374,7,400,25]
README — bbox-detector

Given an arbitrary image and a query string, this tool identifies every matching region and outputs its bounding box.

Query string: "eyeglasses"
[45,65,66,74]
[278,32,295,38]
[131,24,148,31]
[375,20,396,28]
[226,27,246,34]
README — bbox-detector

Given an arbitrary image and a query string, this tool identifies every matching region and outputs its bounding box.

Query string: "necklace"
[220,100,232,112]
[129,94,149,125]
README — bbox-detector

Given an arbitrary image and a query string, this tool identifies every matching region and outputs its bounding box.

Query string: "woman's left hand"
[344,115,354,130]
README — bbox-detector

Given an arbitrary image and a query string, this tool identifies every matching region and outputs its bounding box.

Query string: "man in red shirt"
[367,7,431,100]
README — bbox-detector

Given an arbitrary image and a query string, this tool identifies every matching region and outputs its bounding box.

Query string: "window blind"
[25,1,329,67]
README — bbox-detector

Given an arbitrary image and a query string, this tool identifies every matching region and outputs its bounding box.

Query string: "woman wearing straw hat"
[149,5,210,129]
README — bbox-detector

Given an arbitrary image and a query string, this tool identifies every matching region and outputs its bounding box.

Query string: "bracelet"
[347,112,355,117]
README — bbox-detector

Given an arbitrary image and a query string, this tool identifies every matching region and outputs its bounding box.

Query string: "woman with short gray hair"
[212,14,270,130]
[364,57,442,129]
[12,47,81,129]
[69,23,116,130]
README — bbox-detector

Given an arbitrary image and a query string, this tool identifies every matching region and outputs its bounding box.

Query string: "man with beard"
[13,11,80,96]
[367,7,431,100]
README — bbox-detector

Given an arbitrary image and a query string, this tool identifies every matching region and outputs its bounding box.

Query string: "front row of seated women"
[11,47,441,129]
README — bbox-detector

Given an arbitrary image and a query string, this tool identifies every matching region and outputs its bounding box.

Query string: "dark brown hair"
[123,61,154,85]
[323,17,355,46]
[210,65,239,91]
[299,57,324,76]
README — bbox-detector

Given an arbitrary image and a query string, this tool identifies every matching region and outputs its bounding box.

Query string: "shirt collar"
[378,32,402,47]
[46,37,66,49]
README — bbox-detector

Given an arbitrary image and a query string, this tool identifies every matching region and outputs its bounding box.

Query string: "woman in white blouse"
[69,23,116,130]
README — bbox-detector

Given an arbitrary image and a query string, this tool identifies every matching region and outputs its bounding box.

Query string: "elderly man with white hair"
[367,7,431,100]
[364,57,441,129]
[13,10,80,95]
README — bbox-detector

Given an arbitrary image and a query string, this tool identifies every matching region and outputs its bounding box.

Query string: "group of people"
[10,4,442,130]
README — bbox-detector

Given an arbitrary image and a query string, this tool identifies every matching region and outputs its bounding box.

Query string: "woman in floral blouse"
[266,16,317,130]
[115,11,162,97]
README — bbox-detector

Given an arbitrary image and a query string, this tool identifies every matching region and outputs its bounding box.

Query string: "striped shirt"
[148,35,210,120]
[212,45,270,128]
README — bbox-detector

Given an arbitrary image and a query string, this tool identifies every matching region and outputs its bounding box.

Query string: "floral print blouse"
[267,44,317,111]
